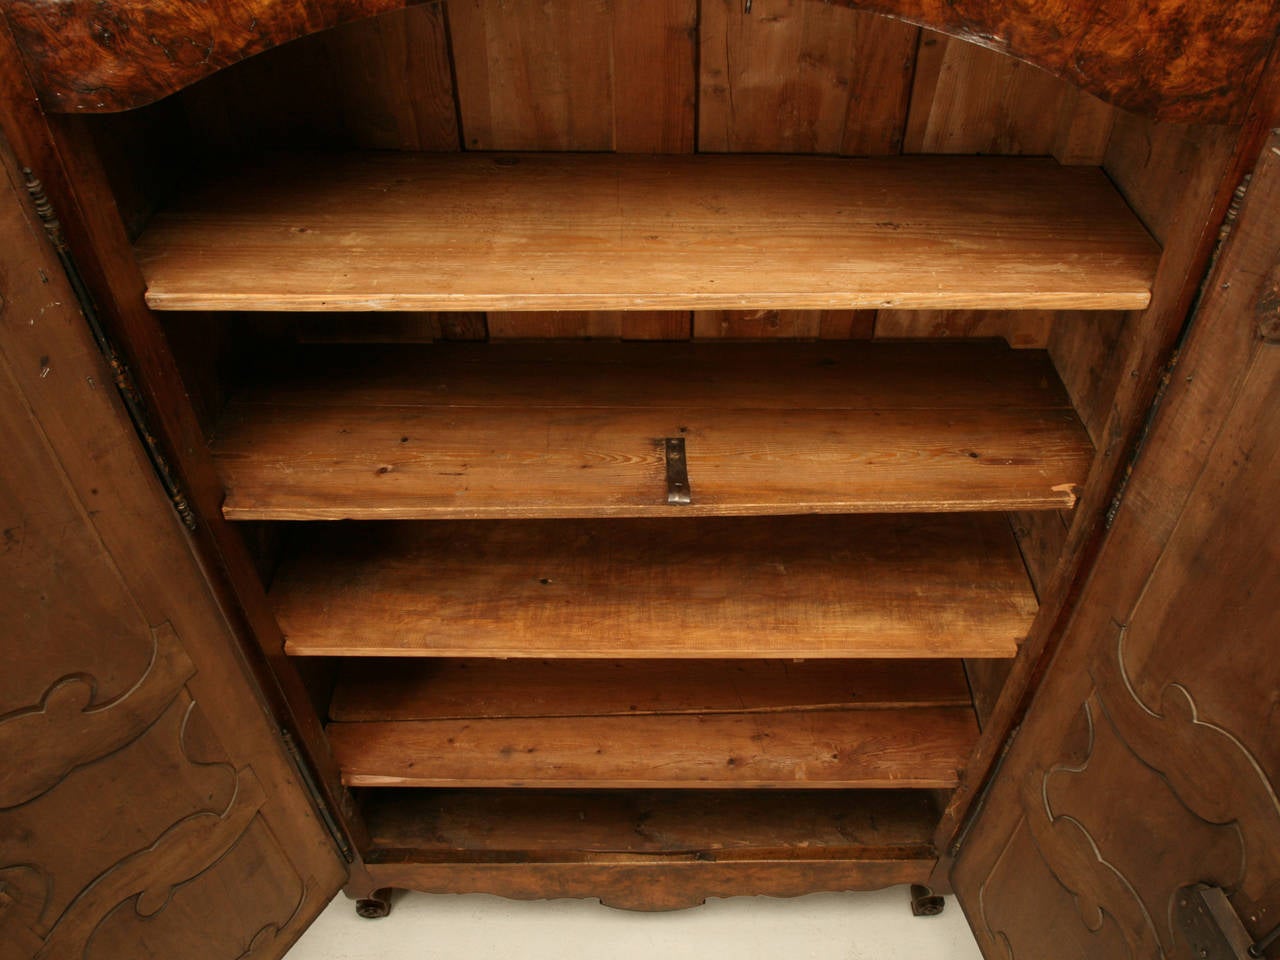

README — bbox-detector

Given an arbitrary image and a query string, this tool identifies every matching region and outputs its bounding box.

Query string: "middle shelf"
[326,659,979,789]
[213,340,1093,520]
[273,513,1035,659]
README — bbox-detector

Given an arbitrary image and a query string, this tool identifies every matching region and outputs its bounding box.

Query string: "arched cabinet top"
[3,0,1278,121]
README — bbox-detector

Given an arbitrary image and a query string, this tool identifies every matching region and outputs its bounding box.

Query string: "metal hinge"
[23,169,197,531]
[949,722,1021,859]
[279,728,355,863]
[1104,172,1253,531]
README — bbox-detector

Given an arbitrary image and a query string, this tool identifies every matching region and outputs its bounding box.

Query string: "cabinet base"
[350,859,937,913]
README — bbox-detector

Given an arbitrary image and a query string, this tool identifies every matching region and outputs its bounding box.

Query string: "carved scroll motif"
[35,764,267,959]
[0,622,195,809]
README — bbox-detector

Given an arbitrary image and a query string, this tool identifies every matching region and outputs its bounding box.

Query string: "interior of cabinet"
[76,0,1242,903]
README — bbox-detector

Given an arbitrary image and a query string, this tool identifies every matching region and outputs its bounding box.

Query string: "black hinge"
[23,169,197,531]
[279,729,355,863]
[1104,173,1253,531]
[949,723,1021,859]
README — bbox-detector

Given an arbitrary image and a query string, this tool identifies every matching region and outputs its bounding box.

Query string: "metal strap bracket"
[664,437,691,505]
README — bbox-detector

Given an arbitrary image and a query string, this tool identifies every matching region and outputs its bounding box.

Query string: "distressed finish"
[6,0,1279,119]
[952,131,1280,959]
[2,0,414,112]
[0,122,343,957]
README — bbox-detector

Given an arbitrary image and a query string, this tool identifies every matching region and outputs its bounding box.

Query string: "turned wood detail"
[3,0,1277,119]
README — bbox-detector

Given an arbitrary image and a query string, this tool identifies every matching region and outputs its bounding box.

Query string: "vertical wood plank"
[614,0,698,152]
[698,0,917,155]
[179,7,460,154]
[693,310,874,340]
[448,0,615,150]
[622,313,692,339]
[1046,310,1129,444]
[903,30,1065,155]
[874,311,1055,349]
[449,0,694,153]
[694,309,821,338]
[1052,85,1117,165]
[487,311,623,338]
[817,310,877,339]
[315,6,461,151]
[487,312,692,340]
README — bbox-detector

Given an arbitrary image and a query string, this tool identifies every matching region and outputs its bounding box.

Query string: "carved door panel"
[0,129,345,955]
[952,133,1280,957]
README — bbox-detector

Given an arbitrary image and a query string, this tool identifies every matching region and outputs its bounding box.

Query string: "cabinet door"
[0,136,345,956]
[951,132,1280,957]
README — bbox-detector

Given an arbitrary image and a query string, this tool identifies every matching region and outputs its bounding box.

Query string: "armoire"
[1,0,1278,956]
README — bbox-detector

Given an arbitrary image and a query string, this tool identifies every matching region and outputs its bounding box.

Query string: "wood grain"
[693,310,875,340]
[136,153,1161,313]
[276,515,1035,658]
[904,30,1067,156]
[364,857,935,910]
[212,341,1094,519]
[487,311,691,340]
[447,0,695,152]
[698,0,917,154]
[330,659,974,720]
[0,134,344,956]
[12,0,1278,121]
[328,708,978,788]
[362,788,939,857]
[874,310,1055,349]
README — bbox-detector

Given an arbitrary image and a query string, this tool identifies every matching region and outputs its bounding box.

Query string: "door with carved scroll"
[951,132,1280,958]
[0,129,345,957]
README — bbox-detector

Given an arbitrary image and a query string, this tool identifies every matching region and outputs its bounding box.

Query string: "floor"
[285,887,986,960]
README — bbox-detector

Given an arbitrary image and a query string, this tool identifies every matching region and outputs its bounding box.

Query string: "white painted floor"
[285,887,985,960]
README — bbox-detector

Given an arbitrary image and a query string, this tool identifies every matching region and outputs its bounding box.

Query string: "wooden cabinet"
[2,0,1278,956]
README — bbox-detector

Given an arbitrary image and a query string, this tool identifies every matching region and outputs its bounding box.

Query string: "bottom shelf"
[358,788,941,910]
[327,659,979,789]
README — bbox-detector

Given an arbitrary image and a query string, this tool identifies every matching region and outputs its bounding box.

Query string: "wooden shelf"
[359,789,940,907]
[361,788,939,860]
[277,514,1035,659]
[213,341,1094,519]
[136,152,1159,312]
[326,659,979,789]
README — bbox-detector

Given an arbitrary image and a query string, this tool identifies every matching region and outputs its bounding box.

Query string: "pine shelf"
[136,152,1159,313]
[212,341,1094,520]
[276,514,1035,659]
[326,659,979,789]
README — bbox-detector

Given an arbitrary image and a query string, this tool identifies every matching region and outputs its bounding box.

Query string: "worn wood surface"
[0,123,343,958]
[363,788,939,857]
[9,0,1278,121]
[954,129,1280,960]
[212,341,1093,519]
[276,515,1034,658]
[330,659,974,720]
[487,311,691,340]
[328,705,978,788]
[932,112,1250,854]
[136,153,1159,313]
[698,0,917,155]
[449,0,696,152]
[364,857,935,911]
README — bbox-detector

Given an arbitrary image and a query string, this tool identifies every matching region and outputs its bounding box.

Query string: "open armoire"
[1,0,1278,956]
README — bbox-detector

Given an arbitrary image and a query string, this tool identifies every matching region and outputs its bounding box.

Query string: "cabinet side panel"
[0,133,344,958]
[952,129,1280,960]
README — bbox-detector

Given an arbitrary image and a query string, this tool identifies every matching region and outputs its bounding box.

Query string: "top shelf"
[136,153,1159,313]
